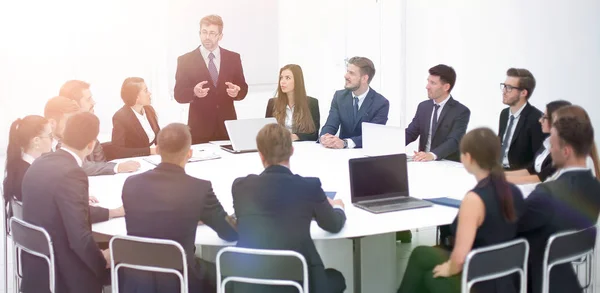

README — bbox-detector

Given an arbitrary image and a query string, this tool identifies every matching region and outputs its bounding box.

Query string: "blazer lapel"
[510,103,531,147]
[125,106,150,143]
[353,89,375,130]
[422,100,434,139]
[433,97,455,136]
[144,106,160,145]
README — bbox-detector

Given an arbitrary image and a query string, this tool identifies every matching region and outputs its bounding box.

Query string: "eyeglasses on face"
[500,83,523,92]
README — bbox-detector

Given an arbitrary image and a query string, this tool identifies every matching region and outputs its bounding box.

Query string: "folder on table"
[424,197,461,208]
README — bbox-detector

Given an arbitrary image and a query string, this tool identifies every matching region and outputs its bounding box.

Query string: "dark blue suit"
[319,88,389,148]
[405,97,470,161]
[232,165,347,293]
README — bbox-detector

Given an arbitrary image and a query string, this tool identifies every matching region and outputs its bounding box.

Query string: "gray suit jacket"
[56,139,116,176]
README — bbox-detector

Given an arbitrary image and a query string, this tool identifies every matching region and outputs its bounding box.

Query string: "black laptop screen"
[349,154,409,203]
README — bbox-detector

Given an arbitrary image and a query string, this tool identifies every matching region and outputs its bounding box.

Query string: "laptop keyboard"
[360,197,430,213]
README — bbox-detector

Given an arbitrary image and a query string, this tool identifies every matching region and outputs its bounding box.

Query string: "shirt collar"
[434,94,451,107]
[21,153,35,165]
[353,87,370,102]
[52,139,59,151]
[555,166,591,179]
[543,136,551,149]
[131,106,145,117]
[510,102,528,118]
[200,46,221,60]
[60,147,83,167]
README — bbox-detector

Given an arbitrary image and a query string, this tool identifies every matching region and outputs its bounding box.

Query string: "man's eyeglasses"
[500,83,523,92]
[200,31,220,38]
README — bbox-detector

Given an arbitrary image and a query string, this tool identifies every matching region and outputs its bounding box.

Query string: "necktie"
[431,104,441,138]
[500,115,516,161]
[353,96,359,119]
[208,52,218,86]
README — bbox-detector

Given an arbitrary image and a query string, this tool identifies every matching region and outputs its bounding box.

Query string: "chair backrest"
[109,235,189,293]
[462,238,529,293]
[543,225,597,293]
[9,217,55,292]
[11,199,23,220]
[216,247,309,293]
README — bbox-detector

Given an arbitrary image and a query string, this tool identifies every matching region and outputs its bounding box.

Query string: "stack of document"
[143,150,221,166]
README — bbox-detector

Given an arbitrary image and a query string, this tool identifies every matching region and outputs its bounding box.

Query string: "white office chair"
[461,238,529,293]
[9,217,55,293]
[543,225,597,293]
[109,235,189,293]
[216,246,309,293]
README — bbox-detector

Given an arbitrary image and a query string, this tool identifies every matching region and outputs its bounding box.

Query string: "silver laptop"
[349,154,432,213]
[221,118,277,153]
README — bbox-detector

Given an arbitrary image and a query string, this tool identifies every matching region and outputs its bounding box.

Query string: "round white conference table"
[90,141,537,292]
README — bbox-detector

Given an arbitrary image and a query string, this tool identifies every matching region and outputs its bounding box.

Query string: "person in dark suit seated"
[405,64,471,162]
[498,68,545,170]
[43,96,124,223]
[397,128,525,293]
[518,106,600,293]
[58,81,141,174]
[506,100,571,184]
[265,64,320,141]
[319,56,389,149]
[3,115,52,220]
[232,123,347,293]
[21,112,112,293]
[120,123,238,293]
[111,77,160,159]
[174,14,249,144]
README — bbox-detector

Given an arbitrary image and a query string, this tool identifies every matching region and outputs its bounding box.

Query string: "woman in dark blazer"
[111,77,160,159]
[506,100,571,184]
[265,64,320,141]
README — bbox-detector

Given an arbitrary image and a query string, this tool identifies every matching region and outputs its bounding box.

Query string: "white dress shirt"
[199,46,221,74]
[534,137,551,173]
[285,104,294,131]
[502,102,528,167]
[131,107,156,144]
[61,147,83,167]
[425,95,451,159]
[347,87,370,149]
[22,153,35,165]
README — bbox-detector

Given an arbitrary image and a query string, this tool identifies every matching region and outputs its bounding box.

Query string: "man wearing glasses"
[498,68,544,170]
[174,14,248,144]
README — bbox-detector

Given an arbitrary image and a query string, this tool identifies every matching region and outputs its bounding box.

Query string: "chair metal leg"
[4,233,8,293]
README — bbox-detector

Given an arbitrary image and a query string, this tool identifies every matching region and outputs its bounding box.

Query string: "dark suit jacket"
[232,165,346,293]
[21,150,107,293]
[121,163,238,293]
[174,46,248,144]
[265,96,320,141]
[526,146,556,182]
[405,97,471,162]
[518,170,600,293]
[498,103,545,170]
[319,88,389,148]
[111,105,160,159]
[73,139,116,176]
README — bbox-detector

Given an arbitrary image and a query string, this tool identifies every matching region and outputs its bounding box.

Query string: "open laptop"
[349,153,432,213]
[221,118,277,153]
[362,122,405,157]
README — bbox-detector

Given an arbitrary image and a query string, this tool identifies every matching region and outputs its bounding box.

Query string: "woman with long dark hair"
[397,128,525,293]
[3,115,53,207]
[265,64,320,141]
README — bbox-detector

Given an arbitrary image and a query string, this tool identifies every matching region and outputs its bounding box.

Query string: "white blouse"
[131,107,156,144]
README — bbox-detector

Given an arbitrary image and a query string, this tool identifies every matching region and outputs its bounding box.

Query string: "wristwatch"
[343,139,348,149]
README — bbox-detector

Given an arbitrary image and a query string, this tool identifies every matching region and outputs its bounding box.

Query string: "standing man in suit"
[498,68,545,170]
[517,111,600,293]
[319,56,389,149]
[405,64,471,162]
[233,123,347,293]
[121,123,238,293]
[59,80,140,174]
[174,14,249,144]
[21,112,111,293]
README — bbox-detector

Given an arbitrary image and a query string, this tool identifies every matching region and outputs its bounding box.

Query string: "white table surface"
[91,141,536,245]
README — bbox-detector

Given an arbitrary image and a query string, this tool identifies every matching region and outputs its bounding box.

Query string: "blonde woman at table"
[505,100,572,184]
[397,127,525,293]
[265,64,320,141]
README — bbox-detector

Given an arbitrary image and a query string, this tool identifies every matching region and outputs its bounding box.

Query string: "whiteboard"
[166,0,279,92]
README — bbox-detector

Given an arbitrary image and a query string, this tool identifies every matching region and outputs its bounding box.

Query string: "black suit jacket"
[111,105,160,159]
[498,103,545,170]
[232,165,346,293]
[174,46,248,144]
[265,96,320,141]
[121,163,237,293]
[526,146,556,182]
[518,170,600,293]
[405,97,471,161]
[21,150,107,293]
[319,88,389,148]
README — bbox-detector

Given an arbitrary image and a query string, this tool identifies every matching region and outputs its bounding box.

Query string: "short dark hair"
[256,123,293,165]
[545,100,572,124]
[157,123,191,162]
[348,57,376,83]
[120,77,145,107]
[429,64,456,92]
[62,112,99,150]
[44,96,80,121]
[59,80,90,103]
[553,115,594,158]
[506,68,536,99]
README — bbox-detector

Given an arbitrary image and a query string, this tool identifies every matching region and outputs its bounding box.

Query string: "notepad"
[425,197,461,208]
[325,192,336,199]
